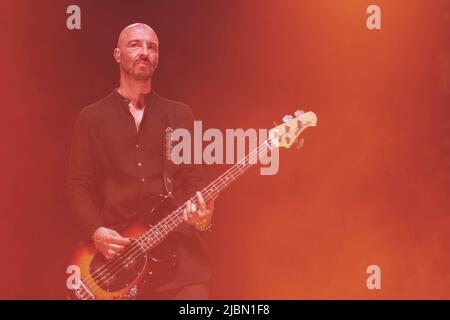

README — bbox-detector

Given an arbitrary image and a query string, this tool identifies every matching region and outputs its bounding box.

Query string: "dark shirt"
[66,89,210,291]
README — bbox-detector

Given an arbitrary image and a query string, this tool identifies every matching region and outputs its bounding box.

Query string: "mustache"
[134,58,150,64]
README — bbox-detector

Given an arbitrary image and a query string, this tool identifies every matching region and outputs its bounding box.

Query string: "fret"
[264,139,273,150]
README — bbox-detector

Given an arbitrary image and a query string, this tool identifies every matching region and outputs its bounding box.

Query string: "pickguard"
[89,250,147,292]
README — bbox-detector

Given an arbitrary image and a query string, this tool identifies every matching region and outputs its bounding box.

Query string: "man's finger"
[110,236,131,245]
[191,202,197,213]
[108,243,125,251]
[105,249,116,259]
[183,207,194,221]
[186,200,192,214]
[197,191,207,212]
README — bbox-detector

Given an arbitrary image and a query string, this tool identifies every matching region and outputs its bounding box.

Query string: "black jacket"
[66,89,210,291]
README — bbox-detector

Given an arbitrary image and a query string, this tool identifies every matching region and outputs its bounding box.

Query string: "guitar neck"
[131,110,318,253]
[137,137,275,252]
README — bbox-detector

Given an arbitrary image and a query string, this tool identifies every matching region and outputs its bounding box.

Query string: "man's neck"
[117,77,152,108]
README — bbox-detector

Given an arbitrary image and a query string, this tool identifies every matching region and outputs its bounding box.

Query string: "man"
[66,23,216,299]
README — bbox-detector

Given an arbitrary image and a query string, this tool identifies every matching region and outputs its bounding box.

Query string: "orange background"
[0,0,449,298]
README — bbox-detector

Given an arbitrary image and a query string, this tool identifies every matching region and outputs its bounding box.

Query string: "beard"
[123,60,155,81]
[133,67,151,80]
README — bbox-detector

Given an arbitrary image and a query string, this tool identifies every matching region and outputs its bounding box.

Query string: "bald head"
[116,23,159,48]
[114,23,159,82]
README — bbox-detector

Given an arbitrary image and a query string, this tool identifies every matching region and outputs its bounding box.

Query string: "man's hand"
[183,191,218,231]
[92,227,131,260]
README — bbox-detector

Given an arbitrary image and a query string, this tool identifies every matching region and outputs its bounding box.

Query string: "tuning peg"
[296,138,304,149]
[282,115,293,123]
[294,110,305,117]
[285,135,291,145]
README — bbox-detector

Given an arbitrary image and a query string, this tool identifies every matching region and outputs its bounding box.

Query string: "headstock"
[269,110,318,149]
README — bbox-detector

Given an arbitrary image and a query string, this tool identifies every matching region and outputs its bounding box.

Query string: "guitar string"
[81,139,266,293]
[81,122,306,295]
[81,148,258,295]
[90,152,259,294]
[83,137,275,293]
[83,121,306,294]
[78,119,308,297]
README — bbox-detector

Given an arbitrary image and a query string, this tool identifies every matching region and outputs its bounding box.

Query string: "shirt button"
[140,178,145,182]
[136,144,140,148]
[137,162,142,167]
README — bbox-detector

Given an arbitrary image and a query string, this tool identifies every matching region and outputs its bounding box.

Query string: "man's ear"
[113,48,121,63]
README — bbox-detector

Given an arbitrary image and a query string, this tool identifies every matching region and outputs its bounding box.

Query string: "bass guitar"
[67,110,317,299]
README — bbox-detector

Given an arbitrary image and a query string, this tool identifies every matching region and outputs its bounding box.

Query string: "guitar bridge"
[73,279,96,300]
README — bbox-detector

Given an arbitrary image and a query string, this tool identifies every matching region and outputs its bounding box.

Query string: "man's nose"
[139,44,149,58]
